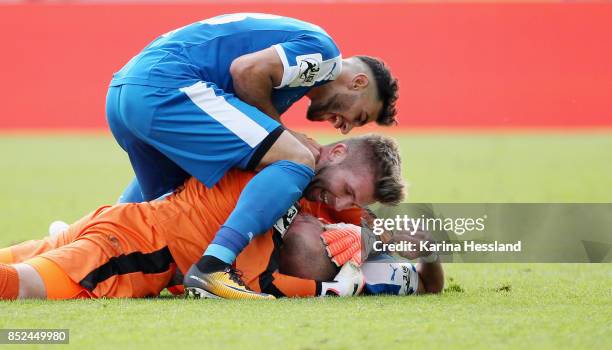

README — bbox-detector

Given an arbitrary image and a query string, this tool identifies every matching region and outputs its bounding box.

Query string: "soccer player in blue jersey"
[105,13,399,299]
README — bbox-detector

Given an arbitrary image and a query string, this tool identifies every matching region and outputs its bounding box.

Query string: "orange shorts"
[8,204,177,298]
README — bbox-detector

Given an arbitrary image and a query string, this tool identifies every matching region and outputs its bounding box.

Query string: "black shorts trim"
[245,126,285,171]
[79,246,174,291]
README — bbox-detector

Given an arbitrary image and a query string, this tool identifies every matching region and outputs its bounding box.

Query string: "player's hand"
[319,262,365,297]
[320,223,377,266]
[386,226,436,261]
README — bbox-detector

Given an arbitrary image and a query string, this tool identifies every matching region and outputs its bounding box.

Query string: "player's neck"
[306,80,337,101]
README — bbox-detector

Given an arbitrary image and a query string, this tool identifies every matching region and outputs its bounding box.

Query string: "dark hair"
[344,134,405,205]
[279,221,338,281]
[355,55,399,126]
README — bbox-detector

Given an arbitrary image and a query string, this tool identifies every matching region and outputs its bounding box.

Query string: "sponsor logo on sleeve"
[292,54,323,87]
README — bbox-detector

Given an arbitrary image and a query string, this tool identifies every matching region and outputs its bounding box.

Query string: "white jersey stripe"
[273,44,298,88]
[179,81,269,148]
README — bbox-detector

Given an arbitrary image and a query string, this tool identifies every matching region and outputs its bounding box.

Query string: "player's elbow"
[229,57,251,84]
[422,270,445,294]
[417,264,445,294]
[230,57,267,87]
[424,280,444,294]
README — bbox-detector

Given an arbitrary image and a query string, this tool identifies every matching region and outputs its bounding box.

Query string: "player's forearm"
[366,209,399,248]
[379,227,436,261]
[380,227,416,245]
[377,229,416,256]
[416,259,444,294]
[231,67,282,121]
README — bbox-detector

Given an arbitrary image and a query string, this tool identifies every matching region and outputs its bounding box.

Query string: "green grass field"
[1,132,611,349]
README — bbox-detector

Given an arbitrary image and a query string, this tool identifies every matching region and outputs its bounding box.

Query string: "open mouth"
[319,189,330,205]
[330,115,344,130]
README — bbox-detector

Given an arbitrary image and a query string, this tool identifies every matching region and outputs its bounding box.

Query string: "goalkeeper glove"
[320,262,365,297]
[320,223,376,266]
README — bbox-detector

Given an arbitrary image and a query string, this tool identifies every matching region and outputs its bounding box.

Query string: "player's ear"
[351,73,369,90]
[329,143,348,164]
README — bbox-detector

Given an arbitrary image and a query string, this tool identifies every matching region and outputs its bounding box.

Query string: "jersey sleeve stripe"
[273,44,299,89]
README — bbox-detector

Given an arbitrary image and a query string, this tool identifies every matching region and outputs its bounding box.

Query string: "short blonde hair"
[343,134,405,205]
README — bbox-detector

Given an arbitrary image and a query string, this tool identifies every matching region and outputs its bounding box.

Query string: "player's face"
[306,92,382,134]
[303,163,376,211]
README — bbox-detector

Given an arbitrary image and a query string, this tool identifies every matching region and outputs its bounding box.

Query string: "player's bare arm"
[230,47,284,121]
[415,258,444,294]
[229,49,321,159]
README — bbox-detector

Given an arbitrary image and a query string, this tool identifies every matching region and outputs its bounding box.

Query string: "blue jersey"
[110,13,342,114]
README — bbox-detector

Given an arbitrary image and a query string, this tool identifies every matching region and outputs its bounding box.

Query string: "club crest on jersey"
[273,203,300,237]
[294,54,322,86]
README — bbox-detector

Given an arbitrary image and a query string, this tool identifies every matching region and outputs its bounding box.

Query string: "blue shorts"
[106,81,283,201]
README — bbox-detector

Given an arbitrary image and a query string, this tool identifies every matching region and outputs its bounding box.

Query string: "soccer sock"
[196,255,230,274]
[0,248,14,264]
[0,263,19,300]
[200,160,314,268]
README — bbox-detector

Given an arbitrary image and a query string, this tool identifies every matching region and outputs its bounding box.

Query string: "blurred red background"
[1,2,611,130]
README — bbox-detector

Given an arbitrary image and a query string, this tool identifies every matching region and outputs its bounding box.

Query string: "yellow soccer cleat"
[184,265,275,300]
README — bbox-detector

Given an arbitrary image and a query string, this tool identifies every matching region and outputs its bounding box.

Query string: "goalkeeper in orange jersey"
[0,134,439,300]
